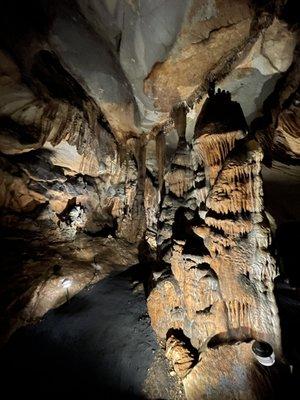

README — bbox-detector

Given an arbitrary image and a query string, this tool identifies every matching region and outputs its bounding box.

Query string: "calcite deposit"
[147,89,283,399]
[0,0,299,398]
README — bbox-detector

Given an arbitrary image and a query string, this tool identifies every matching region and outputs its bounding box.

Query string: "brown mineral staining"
[144,1,252,112]
[166,334,195,379]
[183,342,278,400]
[147,88,282,399]
[156,130,166,194]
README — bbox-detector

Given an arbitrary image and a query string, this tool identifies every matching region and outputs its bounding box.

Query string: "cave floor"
[0,267,300,398]
[0,266,184,399]
[1,266,299,399]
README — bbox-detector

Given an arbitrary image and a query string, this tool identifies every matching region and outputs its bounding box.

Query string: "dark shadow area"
[274,282,300,391]
[274,221,300,390]
[194,86,248,136]
[32,50,90,110]
[275,222,300,285]
[263,164,300,391]
[183,233,209,256]
[0,116,40,145]
[83,221,117,238]
[172,207,209,256]
[207,329,253,349]
[0,266,158,399]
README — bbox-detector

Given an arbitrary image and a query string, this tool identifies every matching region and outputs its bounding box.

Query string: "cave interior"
[0,1,299,399]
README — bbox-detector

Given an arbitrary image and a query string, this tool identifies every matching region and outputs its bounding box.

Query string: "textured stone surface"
[145,0,253,112]
[0,0,299,396]
[0,234,138,345]
[147,91,283,399]
[219,18,297,123]
[183,342,283,400]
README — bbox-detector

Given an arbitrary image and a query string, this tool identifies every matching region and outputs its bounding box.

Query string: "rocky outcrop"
[0,48,143,344]
[254,52,300,163]
[219,17,297,123]
[251,22,299,164]
[0,234,139,345]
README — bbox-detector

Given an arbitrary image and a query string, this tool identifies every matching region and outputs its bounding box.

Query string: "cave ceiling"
[0,0,298,143]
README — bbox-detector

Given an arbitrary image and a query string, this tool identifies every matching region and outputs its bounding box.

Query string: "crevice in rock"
[206,329,253,349]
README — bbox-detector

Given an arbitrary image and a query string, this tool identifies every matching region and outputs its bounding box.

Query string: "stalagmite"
[148,88,284,399]
[156,129,166,196]
[156,103,198,263]
[118,136,147,243]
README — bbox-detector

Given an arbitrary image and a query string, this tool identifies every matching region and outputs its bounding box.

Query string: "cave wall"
[0,0,299,381]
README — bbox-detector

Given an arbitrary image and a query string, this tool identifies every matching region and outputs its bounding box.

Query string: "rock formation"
[148,89,283,399]
[0,0,299,397]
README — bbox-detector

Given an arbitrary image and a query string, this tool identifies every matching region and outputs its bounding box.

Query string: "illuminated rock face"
[147,90,282,399]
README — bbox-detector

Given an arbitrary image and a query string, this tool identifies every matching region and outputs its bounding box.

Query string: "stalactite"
[165,169,195,198]
[205,215,253,236]
[193,109,246,187]
[206,141,264,214]
[194,131,244,167]
[171,102,188,142]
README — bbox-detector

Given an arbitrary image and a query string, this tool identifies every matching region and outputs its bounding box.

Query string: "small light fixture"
[61,278,72,302]
[61,278,72,289]
[252,340,275,366]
